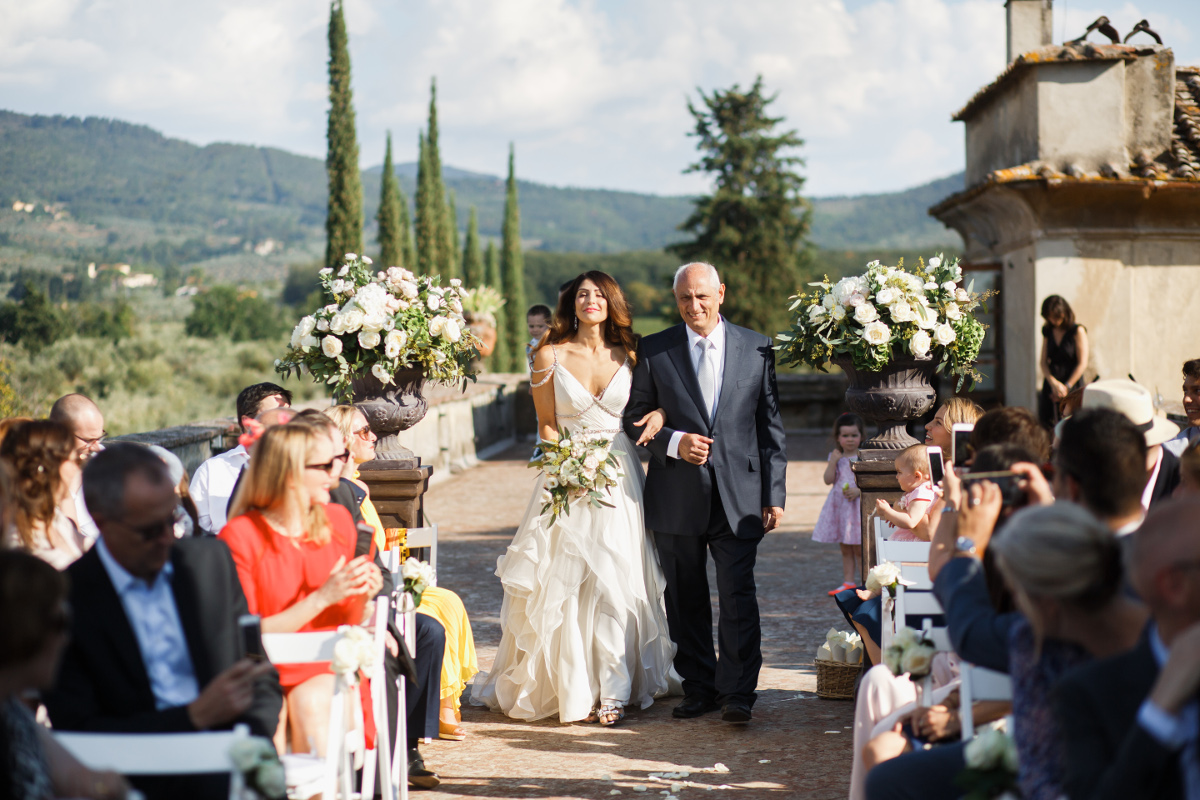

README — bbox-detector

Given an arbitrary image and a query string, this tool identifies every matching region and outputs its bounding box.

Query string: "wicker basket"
[814,659,862,700]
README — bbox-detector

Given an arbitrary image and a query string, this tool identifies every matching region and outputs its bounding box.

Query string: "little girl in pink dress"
[813,413,866,595]
[874,444,937,542]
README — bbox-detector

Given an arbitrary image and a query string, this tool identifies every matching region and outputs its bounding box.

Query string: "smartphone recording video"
[927,446,945,485]
[951,423,975,465]
[238,614,265,662]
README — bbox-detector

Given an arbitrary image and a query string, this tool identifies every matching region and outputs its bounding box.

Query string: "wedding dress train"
[471,351,679,722]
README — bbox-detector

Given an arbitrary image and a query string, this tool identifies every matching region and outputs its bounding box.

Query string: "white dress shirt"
[1164,426,1199,458]
[95,536,200,712]
[1141,446,1165,513]
[189,445,249,534]
[667,318,727,460]
[72,485,100,540]
[1137,624,1200,799]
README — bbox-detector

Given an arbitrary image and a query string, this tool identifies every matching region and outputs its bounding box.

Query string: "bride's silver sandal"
[598,702,625,726]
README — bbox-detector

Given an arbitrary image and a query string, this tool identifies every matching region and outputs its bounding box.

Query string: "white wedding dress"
[472,349,679,722]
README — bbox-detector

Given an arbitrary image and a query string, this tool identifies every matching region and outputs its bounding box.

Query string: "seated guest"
[923,397,984,466]
[1071,379,1180,509]
[1163,358,1199,457]
[1,420,90,569]
[325,404,479,741]
[190,382,292,534]
[0,550,130,800]
[1054,499,1200,800]
[44,444,281,800]
[990,504,1148,800]
[47,394,106,539]
[970,406,1051,466]
[1053,406,1154,534]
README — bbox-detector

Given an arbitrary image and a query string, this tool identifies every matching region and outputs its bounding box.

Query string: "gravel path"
[417,433,854,799]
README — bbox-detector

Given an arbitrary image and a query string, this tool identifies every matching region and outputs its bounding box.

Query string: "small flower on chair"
[400,557,436,607]
[229,737,286,800]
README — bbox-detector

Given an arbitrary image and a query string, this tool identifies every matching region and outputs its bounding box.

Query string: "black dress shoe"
[721,703,752,723]
[408,750,441,790]
[672,696,720,719]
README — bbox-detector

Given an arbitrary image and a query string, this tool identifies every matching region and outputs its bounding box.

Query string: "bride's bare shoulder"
[531,344,556,371]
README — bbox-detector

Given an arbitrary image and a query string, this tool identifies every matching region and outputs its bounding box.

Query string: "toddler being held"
[874,444,938,542]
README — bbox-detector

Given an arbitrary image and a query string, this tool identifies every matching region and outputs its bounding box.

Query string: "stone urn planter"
[832,355,938,459]
[351,368,429,469]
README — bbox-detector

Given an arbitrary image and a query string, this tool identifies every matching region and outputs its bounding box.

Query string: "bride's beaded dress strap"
[529,345,556,388]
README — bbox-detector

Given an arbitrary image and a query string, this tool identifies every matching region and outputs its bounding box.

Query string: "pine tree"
[500,144,527,371]
[376,132,403,268]
[443,190,460,279]
[462,207,483,287]
[668,75,811,334]
[398,185,415,271]
[324,0,363,272]
[415,132,440,275]
[425,78,451,277]
[484,240,500,289]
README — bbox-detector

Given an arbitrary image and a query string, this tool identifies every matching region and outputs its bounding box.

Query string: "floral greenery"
[528,429,624,526]
[956,727,1021,799]
[775,254,991,390]
[400,557,436,608]
[275,253,479,400]
[882,626,937,680]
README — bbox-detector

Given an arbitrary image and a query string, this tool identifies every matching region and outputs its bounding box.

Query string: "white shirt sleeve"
[189,462,213,534]
[667,430,685,459]
[1137,699,1190,751]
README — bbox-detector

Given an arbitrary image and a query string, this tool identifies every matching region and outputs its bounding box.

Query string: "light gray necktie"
[695,338,716,419]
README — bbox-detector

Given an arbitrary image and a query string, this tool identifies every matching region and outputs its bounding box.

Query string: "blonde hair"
[941,397,985,428]
[228,424,331,546]
[896,444,930,479]
[323,405,359,451]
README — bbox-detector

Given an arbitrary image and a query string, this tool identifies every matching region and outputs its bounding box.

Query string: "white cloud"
[1,0,1196,196]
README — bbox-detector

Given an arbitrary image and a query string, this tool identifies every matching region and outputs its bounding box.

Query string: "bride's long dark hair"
[539,271,638,365]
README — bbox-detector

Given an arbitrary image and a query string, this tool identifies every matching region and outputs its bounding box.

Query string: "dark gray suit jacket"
[931,556,1018,673]
[623,321,787,538]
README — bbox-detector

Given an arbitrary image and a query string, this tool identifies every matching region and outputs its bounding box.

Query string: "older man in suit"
[45,443,281,800]
[623,262,787,724]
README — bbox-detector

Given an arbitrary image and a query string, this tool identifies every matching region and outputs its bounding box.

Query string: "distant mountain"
[0,109,963,263]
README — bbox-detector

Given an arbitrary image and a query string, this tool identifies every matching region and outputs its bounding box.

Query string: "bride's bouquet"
[529,429,624,525]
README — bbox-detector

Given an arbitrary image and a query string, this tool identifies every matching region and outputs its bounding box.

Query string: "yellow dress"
[358,490,479,707]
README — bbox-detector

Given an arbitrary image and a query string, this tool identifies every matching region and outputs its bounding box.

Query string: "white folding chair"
[874,518,932,651]
[56,724,249,799]
[263,626,380,800]
[360,597,393,800]
[403,525,438,582]
[958,662,1013,740]
[380,549,421,800]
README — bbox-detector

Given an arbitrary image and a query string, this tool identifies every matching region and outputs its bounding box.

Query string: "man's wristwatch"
[955,536,978,556]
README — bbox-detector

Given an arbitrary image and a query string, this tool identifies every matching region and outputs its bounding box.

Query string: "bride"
[472,271,678,725]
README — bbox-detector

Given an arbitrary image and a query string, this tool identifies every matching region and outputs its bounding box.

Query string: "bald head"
[673,262,721,292]
[49,393,105,461]
[673,262,725,337]
[1129,498,1200,635]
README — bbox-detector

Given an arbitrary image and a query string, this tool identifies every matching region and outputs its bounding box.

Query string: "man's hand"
[909,704,960,741]
[762,506,783,532]
[678,433,713,465]
[187,659,275,730]
[1011,462,1055,507]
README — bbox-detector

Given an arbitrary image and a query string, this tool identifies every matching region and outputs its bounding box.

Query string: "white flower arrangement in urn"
[775,255,991,389]
[275,253,480,398]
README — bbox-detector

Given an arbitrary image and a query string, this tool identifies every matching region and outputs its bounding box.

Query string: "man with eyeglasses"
[49,393,107,541]
[190,383,292,535]
[45,443,282,800]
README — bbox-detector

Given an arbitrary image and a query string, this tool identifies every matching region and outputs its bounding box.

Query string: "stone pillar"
[358,463,433,529]
[1006,0,1052,63]
[852,459,904,584]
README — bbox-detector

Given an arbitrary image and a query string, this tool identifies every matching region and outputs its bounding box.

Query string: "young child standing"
[813,412,866,595]
[525,304,552,373]
[874,444,937,542]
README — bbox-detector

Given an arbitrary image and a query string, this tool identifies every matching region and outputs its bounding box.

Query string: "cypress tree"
[443,189,460,279]
[484,239,510,371]
[376,132,403,268]
[398,186,415,271]
[462,207,483,287]
[426,78,451,276]
[668,75,811,334]
[500,144,526,371]
[415,132,440,275]
[324,0,363,272]
[484,240,500,289]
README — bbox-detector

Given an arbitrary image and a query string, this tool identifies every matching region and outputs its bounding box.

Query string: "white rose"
[924,281,938,291]
[965,728,1010,771]
[540,489,553,505]
[450,299,463,314]
[371,362,393,385]
[865,562,901,593]
[866,260,882,269]
[442,318,461,342]
[338,265,350,277]
[854,303,879,324]
[901,645,935,677]
[361,255,373,265]
[433,349,446,364]
[545,476,559,489]
[915,308,936,329]
[427,295,442,311]
[892,627,921,649]
[358,330,381,349]
[934,323,957,346]
[583,454,600,471]
[846,291,866,307]
[888,300,915,323]
[808,304,826,321]
[341,309,364,333]
[329,314,348,336]
[321,335,343,357]
[910,330,932,358]
[299,334,319,350]
[344,252,357,260]
[942,281,957,294]
[331,635,362,676]
[883,645,904,676]
[822,293,836,309]
[319,267,333,277]
[399,280,419,300]
[316,318,329,332]
[862,320,891,346]
[955,288,970,303]
[384,329,407,358]
[874,287,898,305]
[944,302,962,321]
[429,316,447,337]
[830,304,846,321]
[928,256,942,269]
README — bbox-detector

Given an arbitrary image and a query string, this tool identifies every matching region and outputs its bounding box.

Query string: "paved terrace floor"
[418,434,854,799]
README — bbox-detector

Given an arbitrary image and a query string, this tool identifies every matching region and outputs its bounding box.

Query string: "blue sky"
[2,0,1196,197]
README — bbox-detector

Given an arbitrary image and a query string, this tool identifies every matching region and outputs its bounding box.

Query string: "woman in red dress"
[220,423,383,755]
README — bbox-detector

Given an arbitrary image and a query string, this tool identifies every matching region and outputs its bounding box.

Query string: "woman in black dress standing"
[1038,295,1089,426]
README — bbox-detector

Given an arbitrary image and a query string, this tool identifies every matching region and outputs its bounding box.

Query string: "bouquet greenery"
[400,557,436,608]
[275,253,479,398]
[775,255,990,389]
[529,429,624,525]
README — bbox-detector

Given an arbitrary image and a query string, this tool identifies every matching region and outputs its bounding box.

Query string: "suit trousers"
[654,477,762,707]
[398,613,444,749]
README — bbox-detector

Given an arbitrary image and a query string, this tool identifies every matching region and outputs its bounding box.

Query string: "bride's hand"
[634,408,667,445]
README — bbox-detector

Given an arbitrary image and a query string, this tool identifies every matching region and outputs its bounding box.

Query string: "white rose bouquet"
[399,557,436,607]
[882,626,937,680]
[276,254,480,398]
[865,561,912,597]
[775,254,992,389]
[528,428,624,525]
[330,625,377,685]
[958,726,1020,799]
[229,737,287,800]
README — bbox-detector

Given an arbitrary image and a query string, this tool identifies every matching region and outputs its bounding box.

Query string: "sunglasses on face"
[306,449,349,474]
[123,506,186,541]
[353,424,373,439]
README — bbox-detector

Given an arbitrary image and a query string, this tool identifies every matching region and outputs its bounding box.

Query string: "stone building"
[931,0,1200,409]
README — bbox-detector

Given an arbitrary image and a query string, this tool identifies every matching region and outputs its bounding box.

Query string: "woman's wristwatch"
[955,536,978,557]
